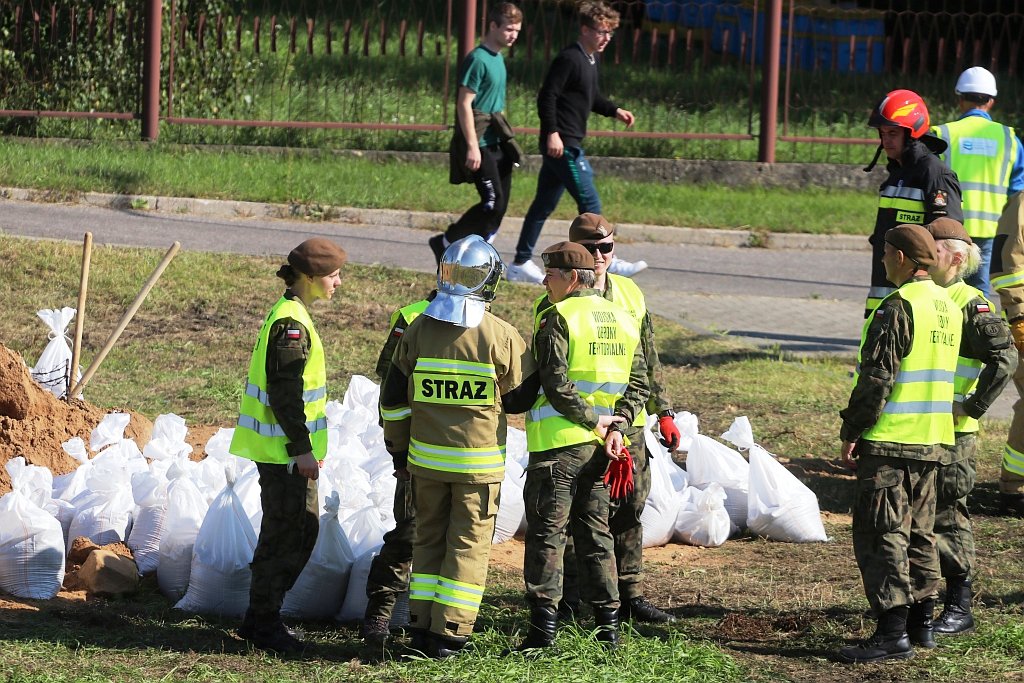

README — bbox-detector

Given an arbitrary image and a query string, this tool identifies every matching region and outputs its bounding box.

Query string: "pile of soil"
[0,343,153,496]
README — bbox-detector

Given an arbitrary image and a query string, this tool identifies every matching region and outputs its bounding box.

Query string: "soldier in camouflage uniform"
[230,237,347,655]
[555,213,678,624]
[362,290,436,646]
[925,218,1016,636]
[513,241,648,653]
[838,225,961,664]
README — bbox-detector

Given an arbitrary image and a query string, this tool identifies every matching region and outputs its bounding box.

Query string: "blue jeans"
[965,237,993,298]
[514,146,601,264]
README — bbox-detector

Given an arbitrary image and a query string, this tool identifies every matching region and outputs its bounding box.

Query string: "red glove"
[658,415,681,451]
[603,449,635,501]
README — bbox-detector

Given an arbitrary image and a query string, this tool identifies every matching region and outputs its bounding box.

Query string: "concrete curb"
[0,185,871,252]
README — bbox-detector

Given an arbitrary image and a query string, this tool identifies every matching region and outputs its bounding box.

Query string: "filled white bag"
[143,414,194,461]
[30,307,78,398]
[493,456,525,544]
[0,461,66,598]
[53,438,91,503]
[282,492,356,619]
[687,434,749,529]
[175,474,257,617]
[747,446,828,543]
[673,484,734,548]
[66,455,135,549]
[721,416,756,451]
[127,470,169,574]
[157,475,209,601]
[341,505,388,558]
[90,412,132,452]
[335,546,383,623]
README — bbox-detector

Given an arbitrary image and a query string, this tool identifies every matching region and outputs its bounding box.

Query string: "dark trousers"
[446,144,514,243]
[364,476,416,619]
[248,462,319,622]
[514,146,601,264]
[934,434,976,579]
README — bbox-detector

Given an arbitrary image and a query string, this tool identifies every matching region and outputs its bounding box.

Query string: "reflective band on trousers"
[1003,443,1024,476]
[860,280,960,446]
[934,117,1018,239]
[409,573,485,611]
[992,269,1024,292]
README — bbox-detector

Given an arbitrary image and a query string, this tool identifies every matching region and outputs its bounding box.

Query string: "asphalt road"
[1,197,1014,419]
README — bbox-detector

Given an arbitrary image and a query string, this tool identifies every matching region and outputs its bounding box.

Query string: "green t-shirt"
[458,44,506,146]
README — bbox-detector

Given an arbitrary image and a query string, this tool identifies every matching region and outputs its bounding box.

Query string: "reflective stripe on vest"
[526,294,640,452]
[946,280,991,433]
[608,274,650,427]
[878,184,926,225]
[409,573,485,612]
[229,297,328,463]
[408,437,506,475]
[934,118,1017,239]
[860,280,960,446]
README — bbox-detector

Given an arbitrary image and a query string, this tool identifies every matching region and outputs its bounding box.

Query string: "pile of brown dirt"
[0,343,153,496]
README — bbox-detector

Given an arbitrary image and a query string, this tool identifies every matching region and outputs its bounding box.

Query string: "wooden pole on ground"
[69,241,181,397]
[68,232,93,398]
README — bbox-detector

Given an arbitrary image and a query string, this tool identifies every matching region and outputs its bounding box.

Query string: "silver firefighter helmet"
[424,235,505,328]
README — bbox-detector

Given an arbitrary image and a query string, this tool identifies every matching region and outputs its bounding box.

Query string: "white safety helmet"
[955,66,997,98]
[423,235,505,328]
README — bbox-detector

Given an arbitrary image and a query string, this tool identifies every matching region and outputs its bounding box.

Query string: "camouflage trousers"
[248,462,319,621]
[365,476,415,621]
[852,453,940,614]
[523,441,618,611]
[408,476,499,638]
[562,428,651,603]
[1001,356,1024,494]
[934,434,977,579]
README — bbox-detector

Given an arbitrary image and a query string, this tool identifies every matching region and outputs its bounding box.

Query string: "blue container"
[679,0,720,29]
[813,14,884,73]
[645,1,682,24]
[715,4,814,69]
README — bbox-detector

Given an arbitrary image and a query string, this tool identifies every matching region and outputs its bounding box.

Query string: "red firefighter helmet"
[868,89,930,139]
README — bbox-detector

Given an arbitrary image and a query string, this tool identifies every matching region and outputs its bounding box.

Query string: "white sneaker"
[505,259,545,284]
[607,258,648,277]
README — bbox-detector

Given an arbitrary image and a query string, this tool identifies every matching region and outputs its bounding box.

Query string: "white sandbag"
[127,470,169,574]
[282,492,356,619]
[673,484,734,548]
[53,438,91,502]
[335,547,383,623]
[747,446,828,543]
[157,476,208,601]
[0,472,66,598]
[67,457,135,549]
[643,419,688,492]
[638,427,683,548]
[90,412,132,452]
[493,457,525,544]
[721,416,756,451]
[5,457,52,509]
[232,464,264,536]
[143,414,193,461]
[687,434,749,529]
[174,475,257,617]
[506,427,529,467]
[30,307,78,399]
[341,505,388,558]
[673,411,700,454]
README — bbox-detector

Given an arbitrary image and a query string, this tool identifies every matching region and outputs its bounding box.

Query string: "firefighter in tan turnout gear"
[379,235,539,658]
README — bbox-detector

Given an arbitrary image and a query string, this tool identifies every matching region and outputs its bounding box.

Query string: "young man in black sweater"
[506,1,645,284]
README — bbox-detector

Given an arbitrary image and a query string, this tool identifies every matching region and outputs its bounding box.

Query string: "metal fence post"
[142,0,162,141]
[458,0,476,63]
[758,0,782,163]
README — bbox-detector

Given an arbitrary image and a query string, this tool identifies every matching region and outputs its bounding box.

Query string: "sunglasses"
[581,242,614,255]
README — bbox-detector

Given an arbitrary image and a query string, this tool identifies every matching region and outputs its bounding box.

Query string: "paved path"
[0,193,1015,420]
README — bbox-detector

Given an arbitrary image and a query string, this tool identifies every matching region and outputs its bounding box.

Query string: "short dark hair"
[961,92,993,106]
[488,2,522,29]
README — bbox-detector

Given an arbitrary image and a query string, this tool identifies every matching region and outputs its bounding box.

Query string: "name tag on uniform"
[895,211,924,223]
[959,138,999,157]
[414,372,495,406]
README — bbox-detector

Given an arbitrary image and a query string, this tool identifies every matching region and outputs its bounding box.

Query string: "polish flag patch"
[977,303,991,313]
[286,328,303,340]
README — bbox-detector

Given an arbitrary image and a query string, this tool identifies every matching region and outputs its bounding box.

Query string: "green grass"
[1,235,1021,682]
[0,138,878,234]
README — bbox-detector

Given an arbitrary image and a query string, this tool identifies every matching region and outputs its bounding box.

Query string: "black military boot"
[907,599,936,648]
[593,605,620,650]
[619,596,677,624]
[999,492,1024,517]
[557,598,583,623]
[837,606,914,664]
[361,615,392,646]
[509,606,558,653]
[934,577,975,635]
[427,633,468,659]
[406,628,432,656]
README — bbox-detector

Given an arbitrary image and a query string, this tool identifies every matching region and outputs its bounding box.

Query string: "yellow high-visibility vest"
[945,280,992,433]
[229,297,328,463]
